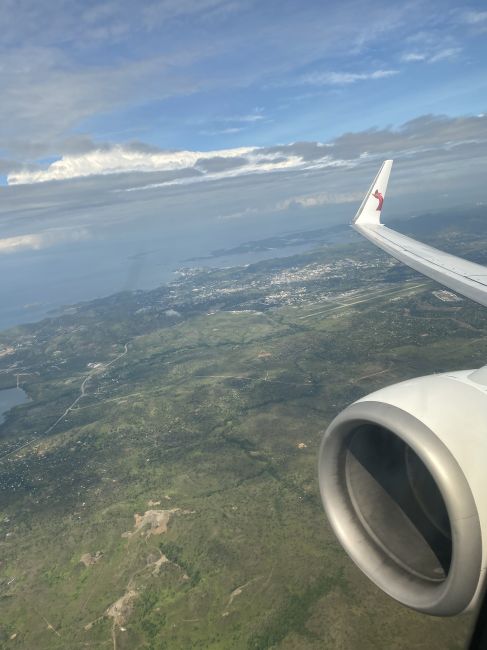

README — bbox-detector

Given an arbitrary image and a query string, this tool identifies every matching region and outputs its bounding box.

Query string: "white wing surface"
[353,160,487,308]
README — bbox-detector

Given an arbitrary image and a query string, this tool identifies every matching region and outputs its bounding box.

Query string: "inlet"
[344,423,452,581]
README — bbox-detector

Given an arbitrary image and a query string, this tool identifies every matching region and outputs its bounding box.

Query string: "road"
[0,343,128,461]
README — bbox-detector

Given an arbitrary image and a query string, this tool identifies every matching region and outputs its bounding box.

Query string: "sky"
[1,0,487,326]
[2,0,487,174]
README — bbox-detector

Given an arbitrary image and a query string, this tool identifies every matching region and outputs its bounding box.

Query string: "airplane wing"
[353,160,487,308]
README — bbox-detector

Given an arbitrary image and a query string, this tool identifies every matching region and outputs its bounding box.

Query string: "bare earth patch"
[151,554,169,576]
[80,551,103,567]
[122,508,194,539]
[106,590,138,627]
[122,509,179,538]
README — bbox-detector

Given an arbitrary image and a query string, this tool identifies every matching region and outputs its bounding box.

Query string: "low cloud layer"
[8,145,256,184]
[2,113,486,269]
[8,142,349,186]
[0,228,90,254]
[277,190,363,210]
[9,114,487,190]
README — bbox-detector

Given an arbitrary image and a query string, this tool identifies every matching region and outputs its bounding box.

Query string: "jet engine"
[318,368,487,616]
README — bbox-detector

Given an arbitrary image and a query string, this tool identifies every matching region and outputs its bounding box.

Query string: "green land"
[0,212,486,649]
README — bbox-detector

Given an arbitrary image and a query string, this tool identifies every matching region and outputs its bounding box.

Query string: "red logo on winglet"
[372,190,384,211]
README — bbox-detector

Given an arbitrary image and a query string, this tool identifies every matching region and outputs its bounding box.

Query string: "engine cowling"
[318,368,487,616]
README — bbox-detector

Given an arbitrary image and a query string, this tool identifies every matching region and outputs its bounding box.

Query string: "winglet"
[353,160,393,226]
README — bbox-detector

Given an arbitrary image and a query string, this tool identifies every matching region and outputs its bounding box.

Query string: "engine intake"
[318,370,487,616]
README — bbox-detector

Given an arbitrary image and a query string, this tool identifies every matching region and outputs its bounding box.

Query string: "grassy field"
[0,232,485,649]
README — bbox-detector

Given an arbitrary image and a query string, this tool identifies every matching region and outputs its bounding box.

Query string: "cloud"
[0,228,90,254]
[198,109,267,135]
[2,113,487,269]
[302,69,399,86]
[0,0,244,50]
[194,156,247,172]
[461,10,487,25]
[401,52,427,62]
[8,145,255,184]
[217,206,260,221]
[141,0,247,30]
[0,45,213,164]
[277,190,363,210]
[401,47,461,64]
[219,109,266,123]
[10,114,487,190]
[123,152,336,192]
[428,47,462,63]
[327,114,487,161]
[8,143,348,185]
[217,189,362,221]
[228,113,265,123]
[199,127,245,136]
[0,1,434,165]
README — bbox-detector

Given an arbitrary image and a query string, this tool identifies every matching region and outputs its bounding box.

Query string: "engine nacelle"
[318,368,487,616]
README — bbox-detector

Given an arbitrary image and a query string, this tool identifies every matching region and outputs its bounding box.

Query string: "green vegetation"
[0,213,485,648]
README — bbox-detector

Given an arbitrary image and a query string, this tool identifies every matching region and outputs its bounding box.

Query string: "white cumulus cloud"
[8,145,256,185]
[8,144,349,187]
